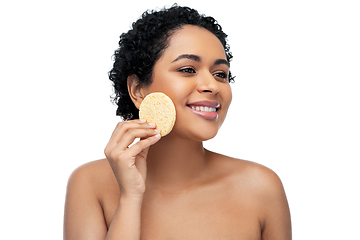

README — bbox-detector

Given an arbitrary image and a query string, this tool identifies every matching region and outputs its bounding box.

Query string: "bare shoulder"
[64,159,117,239]
[68,159,109,182]
[66,159,118,200]
[207,151,292,238]
[207,150,288,206]
[69,159,113,180]
[208,150,283,187]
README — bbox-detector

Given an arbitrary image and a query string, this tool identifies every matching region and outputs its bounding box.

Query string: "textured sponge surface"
[139,92,176,136]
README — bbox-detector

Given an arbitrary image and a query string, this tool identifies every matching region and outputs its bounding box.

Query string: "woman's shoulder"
[66,159,118,196]
[69,159,112,180]
[207,150,285,195]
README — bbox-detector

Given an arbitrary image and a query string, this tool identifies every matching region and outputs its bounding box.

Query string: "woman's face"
[141,25,232,141]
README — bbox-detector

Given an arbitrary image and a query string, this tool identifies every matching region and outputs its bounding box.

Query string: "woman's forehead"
[163,25,227,61]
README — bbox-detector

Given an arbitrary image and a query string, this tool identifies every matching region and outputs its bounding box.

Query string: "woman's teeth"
[191,106,217,112]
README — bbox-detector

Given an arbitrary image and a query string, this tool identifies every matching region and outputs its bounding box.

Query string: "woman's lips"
[187,101,220,120]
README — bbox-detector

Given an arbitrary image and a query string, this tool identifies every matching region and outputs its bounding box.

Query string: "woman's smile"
[187,100,220,120]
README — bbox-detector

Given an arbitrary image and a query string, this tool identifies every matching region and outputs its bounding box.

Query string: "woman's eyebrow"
[172,54,201,63]
[214,59,230,67]
[172,54,229,67]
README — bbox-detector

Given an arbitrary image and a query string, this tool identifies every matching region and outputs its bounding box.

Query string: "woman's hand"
[104,119,161,200]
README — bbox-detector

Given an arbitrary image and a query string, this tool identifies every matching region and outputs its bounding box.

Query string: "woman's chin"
[170,124,219,142]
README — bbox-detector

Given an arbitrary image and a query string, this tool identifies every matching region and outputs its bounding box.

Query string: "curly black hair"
[109,5,234,120]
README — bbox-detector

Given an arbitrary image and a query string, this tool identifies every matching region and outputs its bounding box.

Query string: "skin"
[64,25,292,240]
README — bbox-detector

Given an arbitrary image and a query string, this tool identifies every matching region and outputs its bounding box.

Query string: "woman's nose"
[196,72,220,94]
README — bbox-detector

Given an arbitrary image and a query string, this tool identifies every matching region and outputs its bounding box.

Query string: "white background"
[1,0,359,239]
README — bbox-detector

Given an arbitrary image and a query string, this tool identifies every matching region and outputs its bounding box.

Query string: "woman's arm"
[63,165,108,239]
[105,196,143,240]
[104,120,160,239]
[259,168,292,240]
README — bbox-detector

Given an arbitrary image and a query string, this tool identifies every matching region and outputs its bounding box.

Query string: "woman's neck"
[145,134,209,193]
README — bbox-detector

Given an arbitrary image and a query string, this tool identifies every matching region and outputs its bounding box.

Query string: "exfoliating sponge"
[139,92,176,136]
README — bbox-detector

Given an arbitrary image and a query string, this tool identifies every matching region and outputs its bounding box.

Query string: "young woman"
[64,5,291,240]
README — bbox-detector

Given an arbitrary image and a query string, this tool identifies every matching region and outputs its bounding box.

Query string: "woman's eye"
[178,67,196,74]
[214,72,228,81]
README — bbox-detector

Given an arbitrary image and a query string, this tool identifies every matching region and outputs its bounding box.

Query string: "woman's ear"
[127,75,145,109]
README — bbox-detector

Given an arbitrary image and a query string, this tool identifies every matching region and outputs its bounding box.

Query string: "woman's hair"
[109,5,234,120]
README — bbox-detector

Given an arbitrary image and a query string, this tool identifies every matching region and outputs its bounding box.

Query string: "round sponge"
[139,92,176,136]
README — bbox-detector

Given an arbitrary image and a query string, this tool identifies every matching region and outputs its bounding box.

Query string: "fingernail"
[154,133,161,138]
[148,122,156,127]
[139,119,146,123]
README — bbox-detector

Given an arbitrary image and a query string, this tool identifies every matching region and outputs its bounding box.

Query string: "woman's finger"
[125,133,161,157]
[116,128,160,150]
[106,120,156,152]
[110,120,155,142]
